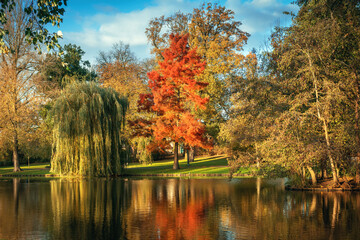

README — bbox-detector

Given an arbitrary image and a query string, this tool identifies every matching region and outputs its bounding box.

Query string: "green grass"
[0,163,50,176]
[0,155,255,178]
[124,155,230,175]
[236,166,259,175]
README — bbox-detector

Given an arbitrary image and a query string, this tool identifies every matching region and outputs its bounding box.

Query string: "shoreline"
[285,185,360,192]
[0,173,253,178]
[0,174,60,178]
[1,173,360,191]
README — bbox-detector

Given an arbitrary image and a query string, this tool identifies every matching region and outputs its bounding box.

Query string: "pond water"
[0,178,359,240]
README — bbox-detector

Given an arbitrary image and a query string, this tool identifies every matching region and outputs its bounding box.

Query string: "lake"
[0,178,359,240]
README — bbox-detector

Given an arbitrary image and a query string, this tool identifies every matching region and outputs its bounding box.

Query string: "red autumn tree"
[145,33,211,169]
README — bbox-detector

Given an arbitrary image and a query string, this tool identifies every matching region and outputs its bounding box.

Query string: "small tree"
[51,82,128,176]
[145,33,211,169]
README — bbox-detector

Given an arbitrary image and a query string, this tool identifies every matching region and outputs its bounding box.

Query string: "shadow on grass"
[0,164,50,176]
[124,155,229,175]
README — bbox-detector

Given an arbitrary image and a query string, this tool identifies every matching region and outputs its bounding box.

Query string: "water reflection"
[0,178,359,239]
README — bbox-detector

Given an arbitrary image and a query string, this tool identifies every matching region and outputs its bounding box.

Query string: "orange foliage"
[142,33,212,150]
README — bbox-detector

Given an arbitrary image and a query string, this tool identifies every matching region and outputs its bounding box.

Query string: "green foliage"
[0,0,67,53]
[220,0,360,185]
[50,82,128,177]
[134,137,153,165]
[61,44,96,83]
[257,164,290,179]
[40,44,97,90]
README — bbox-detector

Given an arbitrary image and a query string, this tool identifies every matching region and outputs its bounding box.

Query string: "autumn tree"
[145,12,190,59]
[97,42,149,120]
[189,3,249,121]
[252,0,360,186]
[143,33,210,169]
[97,42,154,163]
[219,52,276,173]
[145,3,249,141]
[302,0,360,183]
[0,0,46,171]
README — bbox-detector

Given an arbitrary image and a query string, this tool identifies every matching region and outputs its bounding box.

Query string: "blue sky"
[56,0,298,64]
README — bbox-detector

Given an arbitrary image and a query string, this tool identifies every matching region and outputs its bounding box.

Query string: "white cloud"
[226,0,298,51]
[61,0,200,63]
[251,0,278,7]
[227,0,297,33]
[60,0,298,63]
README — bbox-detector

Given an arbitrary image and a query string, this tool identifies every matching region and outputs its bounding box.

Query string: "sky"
[55,0,298,64]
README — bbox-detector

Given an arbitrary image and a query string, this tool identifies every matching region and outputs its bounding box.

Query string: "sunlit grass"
[0,163,50,176]
[0,155,254,177]
[124,155,230,175]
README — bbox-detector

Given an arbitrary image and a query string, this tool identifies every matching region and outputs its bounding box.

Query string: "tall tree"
[146,12,191,59]
[261,0,360,184]
[0,0,44,171]
[219,52,276,172]
[144,33,210,169]
[97,42,148,120]
[189,3,249,121]
[310,0,360,184]
[51,82,128,176]
[97,42,154,164]
[146,3,249,139]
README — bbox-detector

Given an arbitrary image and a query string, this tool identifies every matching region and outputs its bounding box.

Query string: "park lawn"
[124,155,230,175]
[0,155,254,177]
[0,163,50,176]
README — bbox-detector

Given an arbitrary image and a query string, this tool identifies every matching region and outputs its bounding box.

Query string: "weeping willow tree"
[50,82,128,176]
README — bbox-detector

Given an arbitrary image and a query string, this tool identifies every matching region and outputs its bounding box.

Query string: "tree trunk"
[307,166,317,185]
[189,146,195,162]
[323,169,327,179]
[356,162,360,185]
[321,159,327,179]
[12,132,21,172]
[255,142,260,169]
[173,142,180,170]
[302,167,306,178]
[186,148,190,166]
[306,52,338,184]
[322,119,339,183]
[354,89,360,184]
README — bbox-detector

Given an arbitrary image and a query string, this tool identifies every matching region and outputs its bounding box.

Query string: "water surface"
[0,178,359,240]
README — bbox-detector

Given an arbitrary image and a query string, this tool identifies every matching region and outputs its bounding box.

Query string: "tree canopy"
[146,3,250,141]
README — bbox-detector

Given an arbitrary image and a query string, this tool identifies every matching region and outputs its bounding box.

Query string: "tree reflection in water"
[0,178,359,240]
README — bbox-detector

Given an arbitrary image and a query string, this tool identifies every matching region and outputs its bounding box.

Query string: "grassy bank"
[123,155,257,177]
[124,155,229,176]
[0,155,256,177]
[0,163,51,176]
